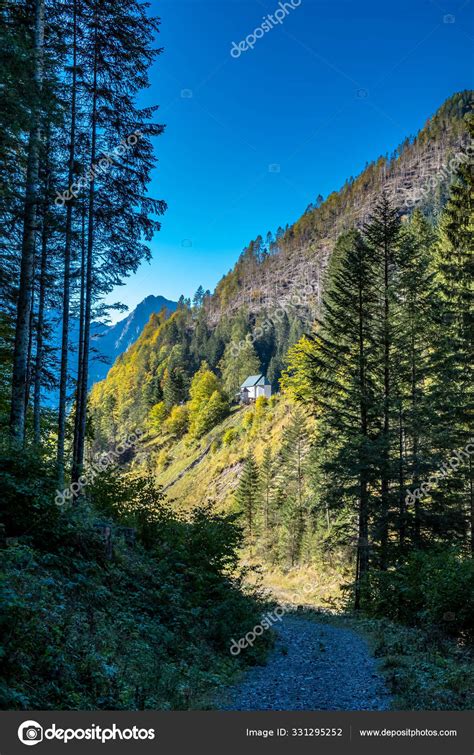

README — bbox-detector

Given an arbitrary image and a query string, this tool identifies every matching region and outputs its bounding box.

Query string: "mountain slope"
[89,91,472,448]
[208,91,472,322]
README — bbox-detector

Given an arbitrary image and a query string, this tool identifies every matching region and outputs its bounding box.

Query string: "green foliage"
[162,346,189,410]
[258,447,275,545]
[223,428,238,446]
[0,452,270,710]
[363,549,474,643]
[273,409,311,565]
[147,401,168,434]
[365,617,474,710]
[220,338,260,398]
[191,390,229,440]
[188,364,229,439]
[0,444,63,543]
[164,404,189,439]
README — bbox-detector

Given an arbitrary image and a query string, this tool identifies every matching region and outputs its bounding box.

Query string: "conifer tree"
[277,407,310,565]
[235,455,260,536]
[283,230,380,605]
[363,193,401,569]
[428,120,474,550]
[192,285,205,308]
[392,210,437,548]
[259,446,275,534]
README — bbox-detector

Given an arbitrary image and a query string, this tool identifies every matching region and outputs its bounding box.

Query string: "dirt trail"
[220,613,391,711]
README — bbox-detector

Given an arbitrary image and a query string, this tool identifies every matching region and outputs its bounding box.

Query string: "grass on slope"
[141,396,352,611]
[149,397,290,512]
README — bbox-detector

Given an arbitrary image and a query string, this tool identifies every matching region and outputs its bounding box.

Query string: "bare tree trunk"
[72,20,98,483]
[355,478,369,611]
[57,0,78,487]
[23,261,36,442]
[33,131,51,444]
[72,201,86,476]
[10,0,45,442]
[33,220,48,443]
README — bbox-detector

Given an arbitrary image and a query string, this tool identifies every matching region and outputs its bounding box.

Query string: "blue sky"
[106,0,473,319]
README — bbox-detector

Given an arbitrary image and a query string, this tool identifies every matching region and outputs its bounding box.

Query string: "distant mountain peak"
[89,294,177,384]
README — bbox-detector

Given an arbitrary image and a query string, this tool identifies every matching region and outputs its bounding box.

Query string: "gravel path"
[220,614,391,710]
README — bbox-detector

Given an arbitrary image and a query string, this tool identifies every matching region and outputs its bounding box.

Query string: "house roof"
[240,374,270,388]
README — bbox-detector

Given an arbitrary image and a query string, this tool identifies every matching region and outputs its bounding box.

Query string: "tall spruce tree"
[259,446,275,535]
[392,210,437,548]
[283,230,381,606]
[363,193,401,569]
[428,119,474,550]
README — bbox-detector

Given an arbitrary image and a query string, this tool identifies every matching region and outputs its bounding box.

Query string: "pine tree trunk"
[355,477,369,611]
[72,202,86,478]
[33,138,51,443]
[23,275,36,442]
[72,20,98,483]
[57,0,78,487]
[33,241,47,444]
[10,0,45,442]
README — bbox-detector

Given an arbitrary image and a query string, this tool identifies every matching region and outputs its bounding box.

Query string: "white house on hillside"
[239,374,272,404]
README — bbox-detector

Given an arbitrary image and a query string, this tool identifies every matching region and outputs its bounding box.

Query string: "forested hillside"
[90,91,472,440]
[87,294,177,387]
